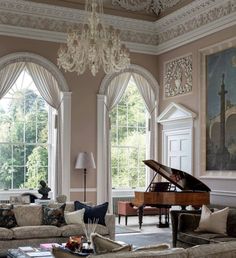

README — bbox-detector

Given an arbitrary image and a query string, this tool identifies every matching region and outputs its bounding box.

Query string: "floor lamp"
[75,152,96,202]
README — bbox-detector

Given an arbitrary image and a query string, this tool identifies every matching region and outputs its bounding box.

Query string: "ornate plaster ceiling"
[28,0,190,21]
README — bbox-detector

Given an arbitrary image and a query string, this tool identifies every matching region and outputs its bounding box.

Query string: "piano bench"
[117,201,169,226]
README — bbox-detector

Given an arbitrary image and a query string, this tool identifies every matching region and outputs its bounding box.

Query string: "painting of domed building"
[206,47,236,170]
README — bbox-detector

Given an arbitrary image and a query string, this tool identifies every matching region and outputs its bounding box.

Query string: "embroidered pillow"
[42,203,66,227]
[195,205,229,235]
[74,201,108,226]
[91,233,132,254]
[0,206,17,228]
[64,208,85,225]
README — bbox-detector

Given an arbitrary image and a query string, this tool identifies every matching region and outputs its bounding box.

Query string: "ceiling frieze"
[156,0,236,44]
[0,0,235,54]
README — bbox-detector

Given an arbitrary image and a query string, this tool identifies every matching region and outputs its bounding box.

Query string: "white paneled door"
[164,129,192,174]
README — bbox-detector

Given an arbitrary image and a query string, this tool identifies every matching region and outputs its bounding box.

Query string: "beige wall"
[156,24,236,206]
[0,35,158,203]
[1,23,235,206]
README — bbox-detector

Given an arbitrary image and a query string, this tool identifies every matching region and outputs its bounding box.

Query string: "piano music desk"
[117,201,169,226]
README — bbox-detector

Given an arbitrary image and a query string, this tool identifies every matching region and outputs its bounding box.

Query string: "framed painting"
[200,37,236,177]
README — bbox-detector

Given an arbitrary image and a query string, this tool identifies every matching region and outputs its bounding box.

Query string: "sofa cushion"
[187,241,236,258]
[0,227,13,239]
[74,201,108,226]
[12,225,61,239]
[134,243,170,252]
[48,202,74,212]
[59,224,84,237]
[178,231,225,246]
[13,205,42,226]
[64,209,85,225]
[60,223,109,237]
[43,203,66,227]
[88,248,187,258]
[195,205,229,235]
[0,206,17,228]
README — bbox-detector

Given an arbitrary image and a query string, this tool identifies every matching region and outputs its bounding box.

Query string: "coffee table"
[7,247,53,258]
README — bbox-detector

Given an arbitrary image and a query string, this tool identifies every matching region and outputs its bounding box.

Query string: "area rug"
[115,232,172,247]
[115,225,141,234]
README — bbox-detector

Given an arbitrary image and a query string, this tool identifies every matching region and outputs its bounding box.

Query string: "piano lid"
[144,160,211,192]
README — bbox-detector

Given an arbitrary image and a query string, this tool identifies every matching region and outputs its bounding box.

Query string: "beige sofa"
[0,202,115,256]
[87,241,236,258]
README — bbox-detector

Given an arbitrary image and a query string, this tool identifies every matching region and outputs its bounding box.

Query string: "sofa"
[0,202,115,256]
[171,208,236,248]
[52,241,236,258]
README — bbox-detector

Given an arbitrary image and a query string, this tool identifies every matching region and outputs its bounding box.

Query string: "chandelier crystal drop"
[57,0,130,76]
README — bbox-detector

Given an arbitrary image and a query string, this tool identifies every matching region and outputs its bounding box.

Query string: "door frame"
[157,102,197,175]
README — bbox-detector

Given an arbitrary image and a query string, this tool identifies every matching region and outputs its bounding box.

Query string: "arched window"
[0,53,71,201]
[110,77,148,189]
[97,65,159,208]
[0,68,53,189]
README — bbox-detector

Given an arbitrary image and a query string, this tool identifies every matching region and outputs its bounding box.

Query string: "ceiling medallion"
[112,0,182,15]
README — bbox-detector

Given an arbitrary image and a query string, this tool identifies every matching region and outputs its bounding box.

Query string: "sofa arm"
[178,213,201,232]
[105,213,115,240]
[171,210,202,247]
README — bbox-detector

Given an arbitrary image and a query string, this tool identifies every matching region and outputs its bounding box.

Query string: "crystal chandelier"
[57,0,130,76]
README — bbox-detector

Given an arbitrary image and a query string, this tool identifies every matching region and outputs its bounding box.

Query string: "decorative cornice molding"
[0,0,235,55]
[156,0,236,44]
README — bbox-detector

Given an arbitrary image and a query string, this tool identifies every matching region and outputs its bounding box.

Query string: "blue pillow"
[74,201,108,226]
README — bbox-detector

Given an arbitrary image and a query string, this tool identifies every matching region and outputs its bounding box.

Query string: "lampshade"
[75,152,96,170]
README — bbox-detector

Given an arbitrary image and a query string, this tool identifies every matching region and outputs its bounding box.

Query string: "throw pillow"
[195,205,229,235]
[0,205,17,228]
[90,233,132,254]
[134,243,170,252]
[74,201,108,226]
[64,209,85,225]
[42,203,66,227]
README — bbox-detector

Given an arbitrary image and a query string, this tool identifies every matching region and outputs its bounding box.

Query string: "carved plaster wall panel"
[164,54,192,98]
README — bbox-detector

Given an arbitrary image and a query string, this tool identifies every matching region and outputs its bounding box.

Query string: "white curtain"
[26,63,62,196]
[0,62,25,98]
[132,73,156,160]
[106,73,131,111]
[99,72,131,211]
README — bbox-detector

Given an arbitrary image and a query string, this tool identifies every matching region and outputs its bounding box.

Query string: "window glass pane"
[25,122,36,143]
[0,144,12,165]
[11,122,24,142]
[37,123,48,143]
[110,77,148,190]
[13,167,25,189]
[13,145,24,166]
[0,118,12,142]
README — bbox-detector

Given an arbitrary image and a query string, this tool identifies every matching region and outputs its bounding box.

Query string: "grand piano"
[133,160,211,229]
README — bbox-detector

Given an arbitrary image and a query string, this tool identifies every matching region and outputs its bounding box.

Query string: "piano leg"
[137,205,144,229]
